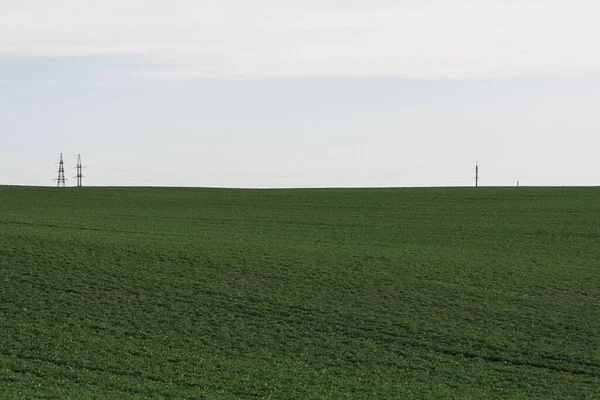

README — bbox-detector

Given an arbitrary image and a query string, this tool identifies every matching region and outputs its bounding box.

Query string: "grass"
[0,185,599,398]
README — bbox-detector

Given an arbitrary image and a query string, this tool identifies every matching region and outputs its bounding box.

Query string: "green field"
[1,186,599,398]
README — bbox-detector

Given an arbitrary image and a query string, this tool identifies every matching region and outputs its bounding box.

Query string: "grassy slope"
[0,186,599,398]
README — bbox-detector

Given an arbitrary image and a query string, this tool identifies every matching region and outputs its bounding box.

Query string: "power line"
[0,170,50,176]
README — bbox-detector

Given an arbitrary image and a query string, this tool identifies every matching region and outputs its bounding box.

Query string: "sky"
[1,0,599,187]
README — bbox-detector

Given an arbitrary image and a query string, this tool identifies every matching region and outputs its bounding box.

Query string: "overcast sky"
[1,0,599,187]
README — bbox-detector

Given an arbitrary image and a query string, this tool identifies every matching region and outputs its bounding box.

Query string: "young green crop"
[1,186,599,398]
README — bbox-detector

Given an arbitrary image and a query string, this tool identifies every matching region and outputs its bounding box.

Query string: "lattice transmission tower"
[57,153,66,187]
[76,154,83,187]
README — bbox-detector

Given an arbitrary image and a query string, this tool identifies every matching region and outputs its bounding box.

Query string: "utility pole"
[475,162,479,187]
[57,153,66,187]
[76,154,83,187]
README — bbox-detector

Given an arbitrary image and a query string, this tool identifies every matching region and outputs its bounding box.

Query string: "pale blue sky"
[1,1,599,187]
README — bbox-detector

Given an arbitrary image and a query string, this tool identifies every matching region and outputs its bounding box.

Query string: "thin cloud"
[1,0,599,79]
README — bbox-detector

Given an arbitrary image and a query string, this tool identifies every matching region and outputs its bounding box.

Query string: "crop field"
[0,185,599,398]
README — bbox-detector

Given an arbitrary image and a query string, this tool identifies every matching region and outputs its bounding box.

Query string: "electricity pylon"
[76,154,83,187]
[57,153,66,187]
